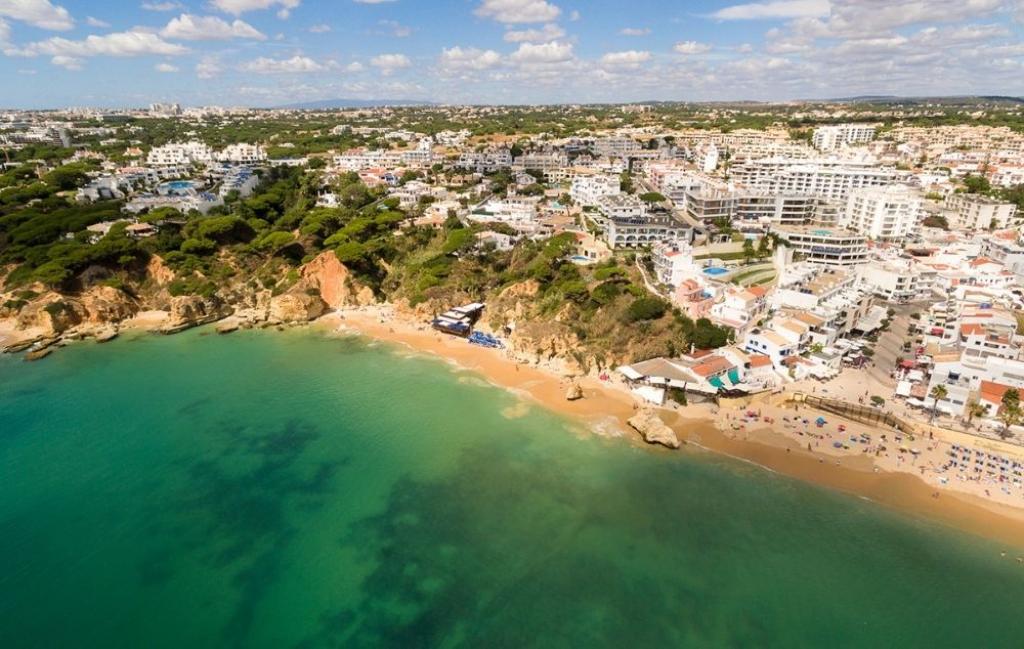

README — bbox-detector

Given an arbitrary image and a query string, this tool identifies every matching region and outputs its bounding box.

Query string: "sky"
[1,0,1024,108]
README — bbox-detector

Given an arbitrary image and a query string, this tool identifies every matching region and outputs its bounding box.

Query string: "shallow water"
[1,328,1023,648]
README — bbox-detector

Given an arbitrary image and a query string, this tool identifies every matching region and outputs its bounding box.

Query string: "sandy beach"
[324,304,1024,549]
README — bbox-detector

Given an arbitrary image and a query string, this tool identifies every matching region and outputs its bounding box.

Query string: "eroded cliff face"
[9,286,140,337]
[1,251,381,342]
[300,251,376,308]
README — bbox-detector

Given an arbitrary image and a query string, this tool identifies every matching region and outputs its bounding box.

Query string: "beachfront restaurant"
[617,357,733,405]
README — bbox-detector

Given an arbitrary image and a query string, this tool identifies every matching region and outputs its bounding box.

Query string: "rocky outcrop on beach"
[9,286,139,337]
[160,295,231,334]
[565,380,583,401]
[628,409,681,449]
[268,291,326,323]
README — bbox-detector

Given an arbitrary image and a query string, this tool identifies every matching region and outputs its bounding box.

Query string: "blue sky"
[1,0,1023,108]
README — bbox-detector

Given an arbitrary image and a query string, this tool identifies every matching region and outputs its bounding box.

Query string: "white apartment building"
[217,143,267,165]
[147,141,214,166]
[685,189,835,226]
[772,226,868,267]
[812,124,876,151]
[730,158,903,202]
[695,143,719,173]
[652,240,701,286]
[840,184,922,242]
[597,193,647,220]
[512,152,569,180]
[570,174,621,207]
[943,193,1018,231]
[856,259,929,303]
[457,148,513,173]
[593,136,641,158]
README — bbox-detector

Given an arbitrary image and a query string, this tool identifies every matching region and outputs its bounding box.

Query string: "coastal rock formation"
[268,291,326,323]
[145,256,176,287]
[565,380,583,401]
[15,295,84,334]
[161,295,231,333]
[300,252,375,309]
[628,409,681,449]
[79,286,140,324]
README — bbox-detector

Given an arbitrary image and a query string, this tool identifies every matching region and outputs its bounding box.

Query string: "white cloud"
[600,50,651,68]
[308,23,330,33]
[345,61,364,72]
[0,17,9,45]
[371,52,410,75]
[509,40,573,64]
[807,0,1004,37]
[503,22,563,42]
[379,19,412,37]
[85,16,109,28]
[0,0,74,30]
[161,14,266,40]
[439,45,502,71]
[620,27,650,36]
[155,61,178,72]
[569,9,580,21]
[241,54,324,73]
[209,0,300,16]
[475,0,561,24]
[50,54,80,69]
[674,40,712,54]
[195,55,221,78]
[710,0,829,20]
[141,1,183,10]
[7,30,189,58]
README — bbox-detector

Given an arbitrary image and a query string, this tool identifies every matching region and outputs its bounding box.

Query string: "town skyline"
[2,0,1024,108]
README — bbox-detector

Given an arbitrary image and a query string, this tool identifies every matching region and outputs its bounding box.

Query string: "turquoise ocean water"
[2,328,1024,648]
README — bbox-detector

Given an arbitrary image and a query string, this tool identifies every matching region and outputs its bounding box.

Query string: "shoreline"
[323,305,1024,549]
[7,303,1024,547]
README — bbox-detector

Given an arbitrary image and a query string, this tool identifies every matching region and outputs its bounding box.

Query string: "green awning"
[709,376,725,389]
[727,368,741,385]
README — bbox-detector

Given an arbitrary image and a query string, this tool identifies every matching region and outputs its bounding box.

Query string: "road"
[865,301,923,388]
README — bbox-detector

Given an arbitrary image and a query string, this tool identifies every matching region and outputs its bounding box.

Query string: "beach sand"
[324,305,1024,548]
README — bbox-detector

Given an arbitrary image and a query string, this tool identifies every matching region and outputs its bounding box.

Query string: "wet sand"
[323,307,1024,548]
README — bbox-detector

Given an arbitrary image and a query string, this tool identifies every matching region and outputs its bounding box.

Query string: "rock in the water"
[24,347,53,361]
[565,380,583,401]
[95,328,118,343]
[215,320,240,334]
[628,409,681,449]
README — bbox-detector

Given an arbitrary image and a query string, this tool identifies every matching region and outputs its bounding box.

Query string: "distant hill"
[271,98,434,110]
[827,95,1024,105]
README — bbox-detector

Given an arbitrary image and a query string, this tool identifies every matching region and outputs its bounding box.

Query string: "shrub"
[626,296,668,322]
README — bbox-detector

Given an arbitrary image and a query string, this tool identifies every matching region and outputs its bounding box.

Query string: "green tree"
[626,296,668,322]
[929,384,948,423]
[742,238,755,264]
[962,175,991,194]
[965,399,986,430]
[999,389,1022,439]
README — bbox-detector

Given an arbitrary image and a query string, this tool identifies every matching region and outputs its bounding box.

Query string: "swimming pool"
[703,267,729,276]
[163,180,195,190]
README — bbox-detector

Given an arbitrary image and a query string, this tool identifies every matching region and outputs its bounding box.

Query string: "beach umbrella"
[816,416,827,425]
